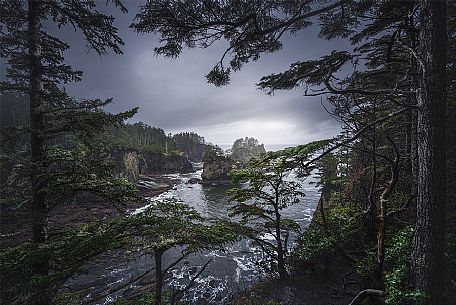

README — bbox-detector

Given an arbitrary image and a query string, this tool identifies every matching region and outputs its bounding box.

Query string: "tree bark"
[376,148,399,283]
[407,2,419,191]
[411,1,447,304]
[155,250,164,305]
[28,1,49,305]
[274,206,288,280]
[28,0,48,244]
[366,103,377,240]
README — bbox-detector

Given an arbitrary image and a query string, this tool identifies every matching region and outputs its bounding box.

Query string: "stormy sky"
[28,1,352,146]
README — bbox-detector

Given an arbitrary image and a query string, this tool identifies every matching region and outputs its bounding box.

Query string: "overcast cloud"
[55,1,350,145]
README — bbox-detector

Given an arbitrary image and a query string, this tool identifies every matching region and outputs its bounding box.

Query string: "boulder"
[187,178,201,184]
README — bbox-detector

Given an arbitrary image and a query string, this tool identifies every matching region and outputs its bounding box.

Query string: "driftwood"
[348,289,386,305]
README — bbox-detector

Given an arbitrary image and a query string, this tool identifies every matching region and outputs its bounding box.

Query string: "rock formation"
[200,137,265,184]
[201,155,234,184]
[116,150,194,182]
[141,151,194,173]
[230,137,266,165]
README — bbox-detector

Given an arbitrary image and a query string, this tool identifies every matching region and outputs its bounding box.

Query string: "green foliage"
[102,122,176,153]
[228,152,308,278]
[261,140,332,162]
[258,51,354,94]
[293,204,362,268]
[173,131,220,161]
[355,250,377,279]
[228,141,341,278]
[0,0,139,218]
[127,198,238,253]
[1,139,140,211]
[45,144,139,205]
[293,224,334,267]
[230,137,265,164]
[53,291,83,305]
[314,155,341,189]
[120,199,238,304]
[257,140,332,178]
[0,198,239,304]
[0,217,131,304]
[384,226,427,305]
[132,0,331,85]
[100,126,220,159]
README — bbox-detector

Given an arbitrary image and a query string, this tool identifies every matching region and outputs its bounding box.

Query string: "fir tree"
[1,1,137,303]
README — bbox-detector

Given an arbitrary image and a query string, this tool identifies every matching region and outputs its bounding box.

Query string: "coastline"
[0,174,179,248]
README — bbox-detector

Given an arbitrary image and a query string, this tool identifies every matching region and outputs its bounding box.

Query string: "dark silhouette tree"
[228,141,329,279]
[1,1,137,303]
[121,198,237,305]
[229,158,303,279]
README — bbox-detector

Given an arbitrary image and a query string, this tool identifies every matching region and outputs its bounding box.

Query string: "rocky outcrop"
[121,150,141,182]
[230,137,266,165]
[116,150,194,182]
[140,151,194,174]
[201,155,234,184]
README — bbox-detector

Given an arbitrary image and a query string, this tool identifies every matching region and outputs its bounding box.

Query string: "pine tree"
[1,1,137,303]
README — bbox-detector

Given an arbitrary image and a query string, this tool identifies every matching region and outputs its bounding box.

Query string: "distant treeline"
[104,123,221,161]
[0,93,220,161]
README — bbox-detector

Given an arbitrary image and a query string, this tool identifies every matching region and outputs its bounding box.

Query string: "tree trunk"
[28,1,49,304]
[376,151,399,284]
[155,250,164,305]
[274,204,288,280]
[276,244,287,280]
[410,107,419,187]
[411,1,447,304]
[366,103,377,241]
[407,2,419,192]
[28,0,48,244]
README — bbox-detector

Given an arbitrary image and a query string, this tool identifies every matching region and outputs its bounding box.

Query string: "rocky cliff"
[140,151,194,173]
[117,150,193,182]
[201,155,234,183]
[201,138,266,184]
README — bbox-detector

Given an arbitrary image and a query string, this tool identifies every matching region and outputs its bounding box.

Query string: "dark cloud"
[52,1,351,145]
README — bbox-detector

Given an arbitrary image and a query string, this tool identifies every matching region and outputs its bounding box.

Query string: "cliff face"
[117,150,193,182]
[141,151,194,173]
[121,151,141,182]
[201,155,233,182]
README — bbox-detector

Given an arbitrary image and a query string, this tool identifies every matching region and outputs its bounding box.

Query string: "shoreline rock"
[201,155,233,185]
[115,149,194,183]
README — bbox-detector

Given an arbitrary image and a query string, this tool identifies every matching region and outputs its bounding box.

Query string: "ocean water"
[64,165,320,304]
